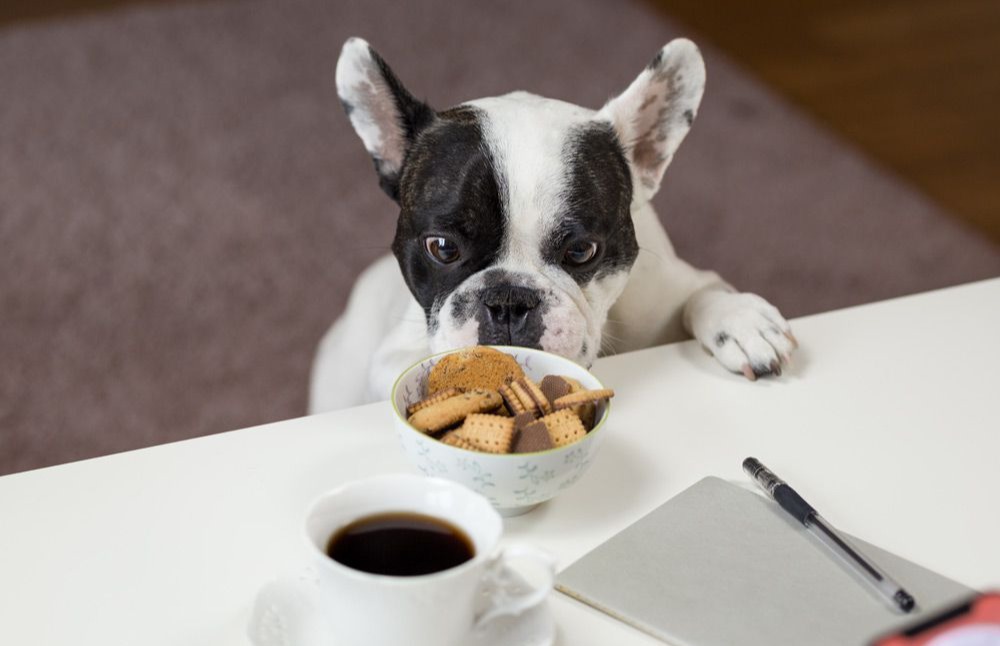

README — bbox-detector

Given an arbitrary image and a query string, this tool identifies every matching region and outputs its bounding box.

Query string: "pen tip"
[895,590,916,613]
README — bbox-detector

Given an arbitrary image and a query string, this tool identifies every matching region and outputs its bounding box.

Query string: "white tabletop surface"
[1,278,998,645]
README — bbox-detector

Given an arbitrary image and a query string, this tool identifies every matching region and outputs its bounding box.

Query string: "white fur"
[459,93,628,366]
[310,39,796,412]
[335,38,408,177]
[467,92,594,265]
[309,255,427,410]
[597,39,706,197]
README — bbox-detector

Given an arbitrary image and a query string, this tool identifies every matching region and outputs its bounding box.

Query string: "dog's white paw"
[687,290,797,380]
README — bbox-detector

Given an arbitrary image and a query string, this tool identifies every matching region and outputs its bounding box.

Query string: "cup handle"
[474,543,556,629]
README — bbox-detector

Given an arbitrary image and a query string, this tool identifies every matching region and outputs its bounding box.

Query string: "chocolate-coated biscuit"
[512,411,537,431]
[512,420,555,453]
[575,402,597,430]
[518,377,552,415]
[551,376,598,429]
[539,375,573,406]
[508,380,539,416]
[499,383,528,416]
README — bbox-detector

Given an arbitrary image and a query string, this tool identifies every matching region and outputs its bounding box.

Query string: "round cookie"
[427,346,525,394]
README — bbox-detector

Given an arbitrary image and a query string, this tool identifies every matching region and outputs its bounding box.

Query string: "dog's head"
[335,38,704,365]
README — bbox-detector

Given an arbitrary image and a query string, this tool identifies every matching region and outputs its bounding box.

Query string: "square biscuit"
[456,414,516,454]
[540,409,587,447]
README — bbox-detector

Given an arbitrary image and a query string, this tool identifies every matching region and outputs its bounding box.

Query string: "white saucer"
[247,566,556,646]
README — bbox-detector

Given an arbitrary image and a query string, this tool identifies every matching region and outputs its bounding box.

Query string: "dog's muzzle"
[477,285,544,347]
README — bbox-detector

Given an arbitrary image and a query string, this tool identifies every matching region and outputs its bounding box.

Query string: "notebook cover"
[556,477,972,646]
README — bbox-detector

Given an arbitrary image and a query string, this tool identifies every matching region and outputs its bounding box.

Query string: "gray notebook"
[557,477,972,646]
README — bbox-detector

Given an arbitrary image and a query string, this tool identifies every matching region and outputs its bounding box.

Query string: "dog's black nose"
[482,285,540,328]
[478,285,543,345]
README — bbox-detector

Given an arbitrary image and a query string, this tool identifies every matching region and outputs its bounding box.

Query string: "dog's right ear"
[336,38,435,202]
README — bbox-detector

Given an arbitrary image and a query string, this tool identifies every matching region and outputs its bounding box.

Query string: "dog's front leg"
[594,39,797,380]
[683,284,798,380]
[609,237,798,381]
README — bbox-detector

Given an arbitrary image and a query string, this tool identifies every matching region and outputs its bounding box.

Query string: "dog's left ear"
[597,39,706,197]
[336,38,436,201]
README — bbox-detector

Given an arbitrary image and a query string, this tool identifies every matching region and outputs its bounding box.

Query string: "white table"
[2,279,998,645]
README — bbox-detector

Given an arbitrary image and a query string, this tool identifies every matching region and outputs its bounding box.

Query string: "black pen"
[743,457,917,613]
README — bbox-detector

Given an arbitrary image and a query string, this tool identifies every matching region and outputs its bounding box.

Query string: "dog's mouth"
[429,269,598,367]
[479,297,591,365]
[433,312,592,367]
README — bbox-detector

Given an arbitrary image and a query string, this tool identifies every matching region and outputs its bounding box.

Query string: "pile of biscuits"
[405,347,613,454]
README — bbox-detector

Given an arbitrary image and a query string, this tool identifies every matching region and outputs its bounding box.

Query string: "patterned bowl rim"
[390,345,611,459]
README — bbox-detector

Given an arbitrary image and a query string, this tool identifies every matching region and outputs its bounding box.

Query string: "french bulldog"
[310,37,797,412]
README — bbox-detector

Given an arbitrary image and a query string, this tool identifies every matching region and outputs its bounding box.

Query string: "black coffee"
[326,512,475,576]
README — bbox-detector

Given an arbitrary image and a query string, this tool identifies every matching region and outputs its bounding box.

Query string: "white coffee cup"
[303,473,555,646]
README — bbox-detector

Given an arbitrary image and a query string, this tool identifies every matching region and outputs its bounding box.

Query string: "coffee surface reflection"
[326,512,475,576]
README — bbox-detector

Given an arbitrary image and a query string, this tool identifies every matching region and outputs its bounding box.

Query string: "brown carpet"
[1,0,997,475]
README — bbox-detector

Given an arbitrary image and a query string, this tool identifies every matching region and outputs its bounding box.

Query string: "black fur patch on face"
[391,107,506,321]
[544,122,638,285]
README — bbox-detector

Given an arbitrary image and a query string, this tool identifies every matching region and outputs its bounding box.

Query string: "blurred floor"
[5,1,999,242]
[650,0,1000,242]
[1,0,997,475]
[0,0,186,26]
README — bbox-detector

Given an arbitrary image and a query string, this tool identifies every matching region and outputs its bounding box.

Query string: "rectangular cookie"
[407,389,502,433]
[454,413,516,454]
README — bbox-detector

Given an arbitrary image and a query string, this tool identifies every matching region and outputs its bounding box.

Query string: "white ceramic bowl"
[391,346,610,516]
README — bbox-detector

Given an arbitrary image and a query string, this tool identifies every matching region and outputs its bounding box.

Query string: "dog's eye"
[424,236,461,264]
[563,240,599,266]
